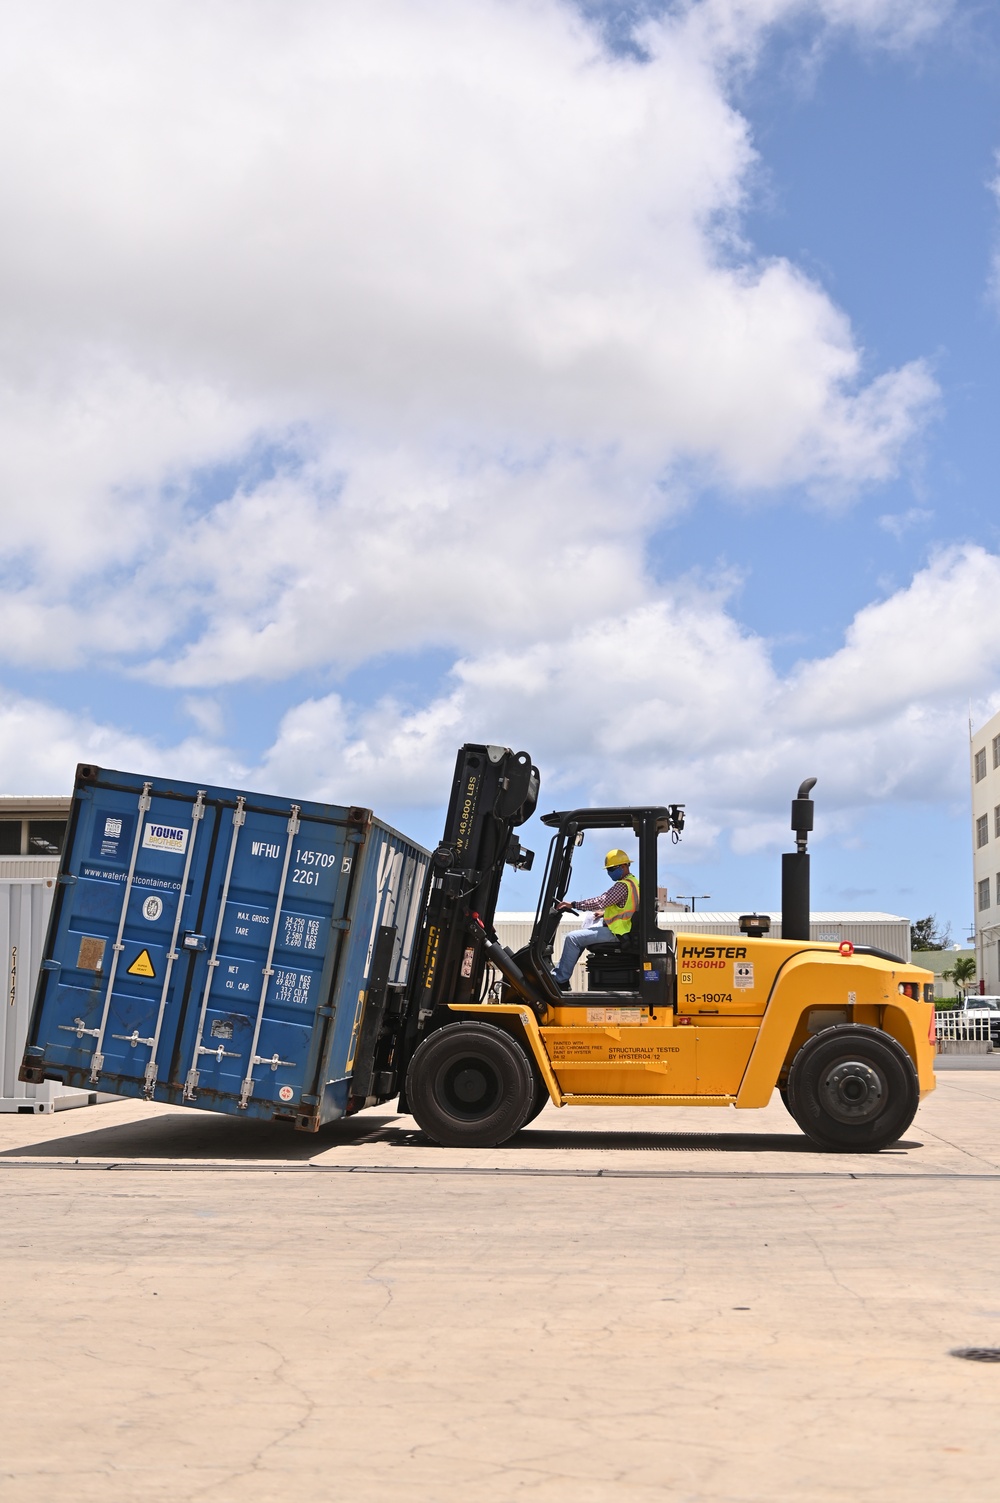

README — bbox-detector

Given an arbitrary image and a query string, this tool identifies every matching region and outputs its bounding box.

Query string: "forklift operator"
[552,849,639,990]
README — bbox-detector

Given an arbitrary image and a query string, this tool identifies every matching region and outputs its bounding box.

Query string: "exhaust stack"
[781,777,817,941]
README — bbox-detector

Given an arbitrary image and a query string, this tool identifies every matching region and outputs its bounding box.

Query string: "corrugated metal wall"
[0,857,60,882]
[649,912,911,960]
[493,909,911,979]
[493,913,594,989]
[0,877,97,1113]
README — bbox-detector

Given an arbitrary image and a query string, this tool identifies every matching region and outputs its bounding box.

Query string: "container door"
[40,782,212,1093]
[181,803,350,1112]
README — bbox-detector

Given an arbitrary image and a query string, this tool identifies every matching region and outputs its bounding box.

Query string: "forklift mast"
[404,744,539,1031]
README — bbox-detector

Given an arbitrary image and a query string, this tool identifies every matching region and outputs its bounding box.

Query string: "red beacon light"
[839,941,854,957]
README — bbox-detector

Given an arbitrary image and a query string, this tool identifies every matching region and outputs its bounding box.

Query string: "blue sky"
[1,0,999,942]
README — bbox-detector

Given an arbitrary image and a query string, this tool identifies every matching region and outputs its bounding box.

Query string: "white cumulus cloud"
[256,546,997,839]
[0,0,973,880]
[0,0,940,688]
[1,543,992,867]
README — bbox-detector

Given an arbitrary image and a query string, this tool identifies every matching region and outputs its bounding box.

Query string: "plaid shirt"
[574,880,630,914]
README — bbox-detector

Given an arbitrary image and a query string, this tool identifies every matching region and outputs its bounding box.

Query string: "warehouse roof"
[656,911,907,924]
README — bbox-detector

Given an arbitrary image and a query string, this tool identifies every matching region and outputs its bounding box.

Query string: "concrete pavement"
[2,1075,999,1501]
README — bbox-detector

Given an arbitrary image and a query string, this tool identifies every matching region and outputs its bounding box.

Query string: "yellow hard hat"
[605,848,631,870]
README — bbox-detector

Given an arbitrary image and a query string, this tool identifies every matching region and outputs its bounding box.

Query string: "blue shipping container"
[21,765,429,1129]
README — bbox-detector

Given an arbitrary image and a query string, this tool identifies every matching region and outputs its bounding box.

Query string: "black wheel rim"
[819,1057,885,1124]
[440,1055,502,1119]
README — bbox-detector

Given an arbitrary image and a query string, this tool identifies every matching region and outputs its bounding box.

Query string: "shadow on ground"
[0,1110,402,1161]
[407,1125,922,1156]
[1,1108,922,1161]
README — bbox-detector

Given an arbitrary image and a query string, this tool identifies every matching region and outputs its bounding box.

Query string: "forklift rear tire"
[406,1022,535,1148]
[786,1024,919,1152]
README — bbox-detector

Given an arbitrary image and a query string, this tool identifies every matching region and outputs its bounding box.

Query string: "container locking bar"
[250,1052,295,1072]
[184,797,246,1100]
[58,1016,99,1040]
[240,804,300,1109]
[89,782,152,1083]
[112,1029,156,1049]
[143,791,205,1097]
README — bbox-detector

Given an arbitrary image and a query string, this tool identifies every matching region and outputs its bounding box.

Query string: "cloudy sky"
[1,0,998,933]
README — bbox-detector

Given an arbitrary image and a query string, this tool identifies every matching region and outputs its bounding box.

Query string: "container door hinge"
[330,919,351,932]
[185,1044,241,1097]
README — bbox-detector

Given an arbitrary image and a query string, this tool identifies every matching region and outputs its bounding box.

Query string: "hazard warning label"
[127,949,156,978]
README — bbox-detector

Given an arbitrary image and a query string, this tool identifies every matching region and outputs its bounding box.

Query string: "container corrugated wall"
[318,818,431,1118]
[1,877,96,1113]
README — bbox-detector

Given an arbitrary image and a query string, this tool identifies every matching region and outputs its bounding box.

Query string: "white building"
[0,795,70,880]
[971,707,1000,993]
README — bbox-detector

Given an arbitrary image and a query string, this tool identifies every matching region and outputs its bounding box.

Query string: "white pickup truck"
[955,996,1000,1045]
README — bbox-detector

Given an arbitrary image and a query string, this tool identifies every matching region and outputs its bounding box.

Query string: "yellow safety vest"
[604,874,639,936]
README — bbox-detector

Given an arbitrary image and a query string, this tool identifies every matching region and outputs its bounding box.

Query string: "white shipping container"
[0,876,98,1113]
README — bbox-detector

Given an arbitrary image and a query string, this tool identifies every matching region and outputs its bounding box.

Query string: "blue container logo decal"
[142,821,189,856]
[90,811,135,862]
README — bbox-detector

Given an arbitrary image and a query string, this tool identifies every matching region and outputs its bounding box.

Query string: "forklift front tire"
[406,1022,535,1148]
[786,1024,919,1153]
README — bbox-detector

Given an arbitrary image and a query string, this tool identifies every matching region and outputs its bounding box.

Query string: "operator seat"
[579,923,639,954]
[582,918,641,993]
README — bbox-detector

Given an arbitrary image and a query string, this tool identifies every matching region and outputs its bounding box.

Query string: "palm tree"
[943,956,977,999]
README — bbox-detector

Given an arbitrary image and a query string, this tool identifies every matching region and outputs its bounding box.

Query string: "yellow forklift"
[391,745,935,1152]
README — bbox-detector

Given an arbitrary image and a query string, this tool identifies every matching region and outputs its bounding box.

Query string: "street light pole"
[676,895,710,913]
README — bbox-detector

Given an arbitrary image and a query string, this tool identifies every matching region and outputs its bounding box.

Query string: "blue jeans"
[554,924,618,984]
